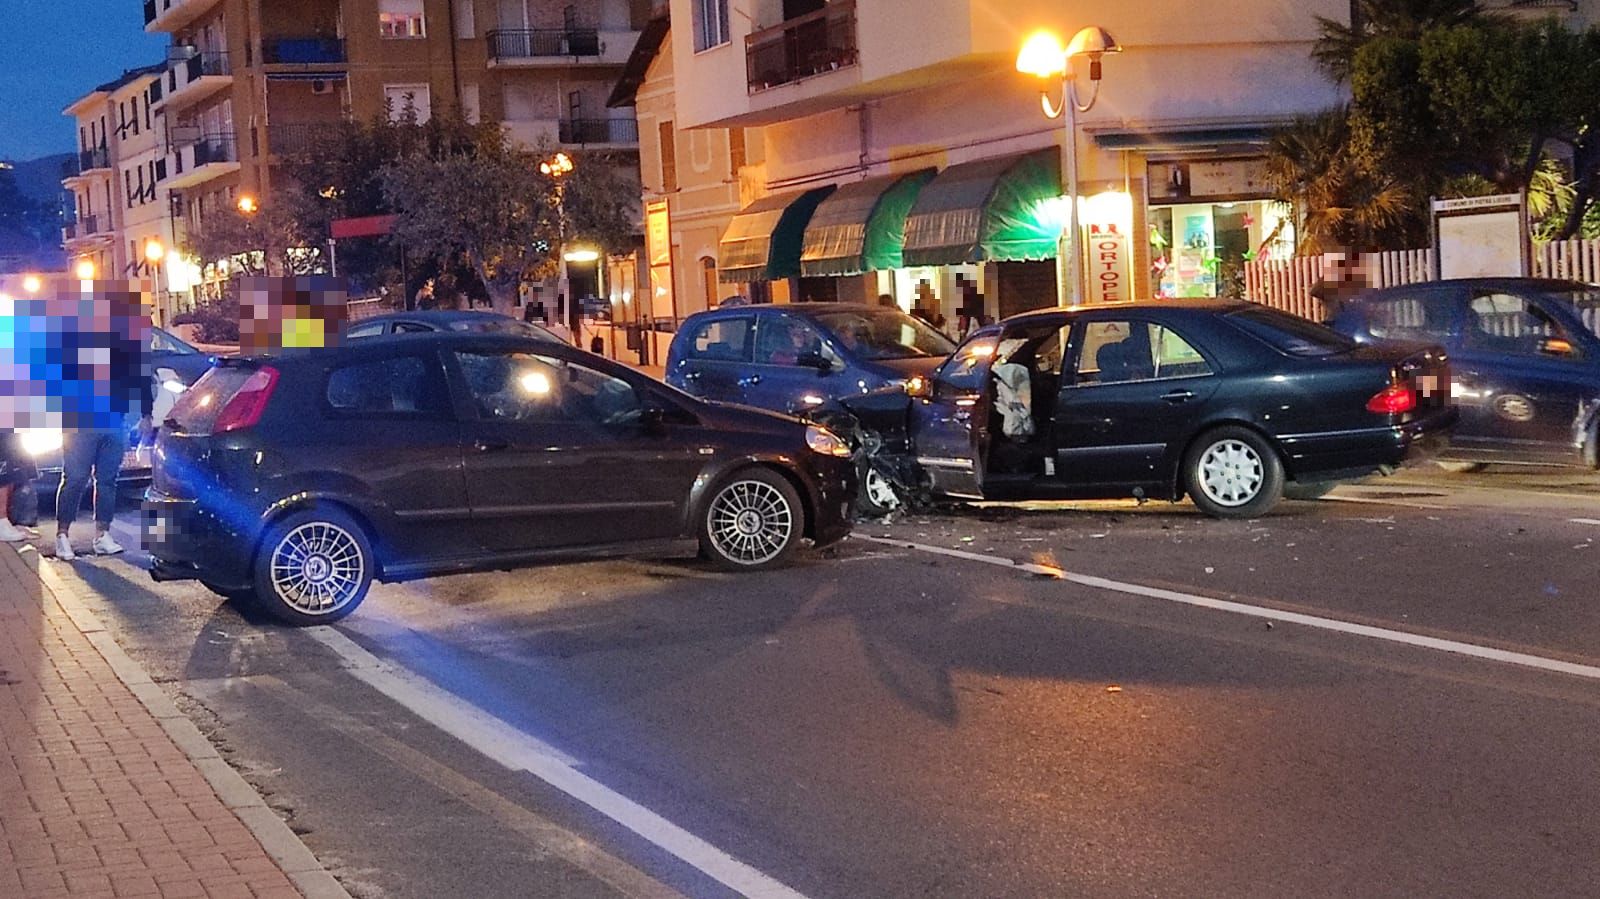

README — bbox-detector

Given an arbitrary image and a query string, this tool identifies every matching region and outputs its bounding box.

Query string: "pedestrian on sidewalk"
[0,430,37,542]
[55,422,139,560]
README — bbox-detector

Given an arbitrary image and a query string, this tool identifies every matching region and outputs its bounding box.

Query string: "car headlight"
[18,428,64,457]
[805,424,852,458]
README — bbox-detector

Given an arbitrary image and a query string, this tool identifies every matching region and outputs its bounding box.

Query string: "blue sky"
[0,3,168,161]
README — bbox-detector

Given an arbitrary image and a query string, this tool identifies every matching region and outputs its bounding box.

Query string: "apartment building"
[63,65,168,286]
[64,0,650,315]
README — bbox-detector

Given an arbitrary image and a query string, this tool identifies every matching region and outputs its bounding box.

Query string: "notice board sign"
[1432,193,1529,279]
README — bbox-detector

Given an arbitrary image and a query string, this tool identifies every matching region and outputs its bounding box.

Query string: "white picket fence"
[1245,241,1600,319]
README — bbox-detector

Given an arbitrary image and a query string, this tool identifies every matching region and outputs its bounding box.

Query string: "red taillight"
[1366,383,1416,415]
[212,367,280,433]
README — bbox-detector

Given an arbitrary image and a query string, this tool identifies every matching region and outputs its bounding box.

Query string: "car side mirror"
[796,350,833,374]
[904,375,933,399]
[639,405,667,432]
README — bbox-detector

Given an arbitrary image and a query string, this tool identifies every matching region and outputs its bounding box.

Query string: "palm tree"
[1265,109,1416,252]
[1313,0,1498,81]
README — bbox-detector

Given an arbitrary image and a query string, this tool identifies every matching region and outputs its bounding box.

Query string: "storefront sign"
[1148,157,1270,204]
[646,201,672,268]
[1085,223,1130,304]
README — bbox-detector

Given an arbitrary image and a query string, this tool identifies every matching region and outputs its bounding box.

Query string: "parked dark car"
[665,303,955,415]
[836,301,1456,518]
[1330,278,1600,470]
[345,309,560,342]
[144,333,857,625]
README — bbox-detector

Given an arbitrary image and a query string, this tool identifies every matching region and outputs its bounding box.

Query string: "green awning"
[902,149,1062,267]
[718,186,836,283]
[799,169,935,277]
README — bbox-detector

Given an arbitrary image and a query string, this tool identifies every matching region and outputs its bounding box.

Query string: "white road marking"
[1320,494,1450,511]
[305,627,810,899]
[1571,518,1600,527]
[858,536,1600,683]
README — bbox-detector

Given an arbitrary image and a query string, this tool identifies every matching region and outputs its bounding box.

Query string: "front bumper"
[806,455,857,548]
[142,488,257,590]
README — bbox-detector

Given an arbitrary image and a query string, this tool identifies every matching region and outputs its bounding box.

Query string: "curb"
[38,562,353,899]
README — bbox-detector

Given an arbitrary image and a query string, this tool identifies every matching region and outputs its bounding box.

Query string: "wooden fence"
[1246,241,1600,319]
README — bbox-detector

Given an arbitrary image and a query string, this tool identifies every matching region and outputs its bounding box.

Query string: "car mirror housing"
[904,375,933,399]
[1538,336,1575,357]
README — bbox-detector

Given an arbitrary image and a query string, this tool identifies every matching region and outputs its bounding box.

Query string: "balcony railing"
[176,49,231,81]
[76,146,111,173]
[559,118,639,145]
[65,215,104,241]
[746,0,858,93]
[263,37,347,65]
[488,28,602,61]
[268,122,340,156]
[191,135,237,166]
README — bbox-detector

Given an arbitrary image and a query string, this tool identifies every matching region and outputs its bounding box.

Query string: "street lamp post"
[1017,27,1120,307]
[539,152,576,344]
[144,239,166,325]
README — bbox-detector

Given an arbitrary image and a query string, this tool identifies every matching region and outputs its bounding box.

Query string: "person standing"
[55,424,133,560]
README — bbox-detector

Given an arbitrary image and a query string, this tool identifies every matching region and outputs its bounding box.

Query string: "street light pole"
[1018,27,1120,307]
[540,152,576,344]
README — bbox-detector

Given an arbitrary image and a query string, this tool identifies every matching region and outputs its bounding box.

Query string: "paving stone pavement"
[0,542,325,899]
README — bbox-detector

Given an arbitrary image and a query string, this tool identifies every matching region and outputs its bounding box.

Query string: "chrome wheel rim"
[269,521,365,615]
[1198,439,1264,508]
[863,468,900,511]
[708,480,793,565]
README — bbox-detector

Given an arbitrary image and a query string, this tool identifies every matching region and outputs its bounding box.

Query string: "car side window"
[686,317,753,363]
[753,317,833,368]
[1465,292,1570,356]
[1076,321,1211,384]
[393,322,432,334]
[935,334,999,393]
[453,351,642,426]
[345,322,385,339]
[326,356,450,416]
[1367,291,1458,342]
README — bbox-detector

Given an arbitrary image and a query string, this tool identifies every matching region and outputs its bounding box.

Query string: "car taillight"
[1366,383,1416,415]
[212,367,280,433]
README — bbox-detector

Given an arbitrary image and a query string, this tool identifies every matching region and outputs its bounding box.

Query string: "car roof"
[225,331,565,368]
[353,309,519,325]
[998,298,1254,327]
[688,302,916,320]
[1360,277,1594,296]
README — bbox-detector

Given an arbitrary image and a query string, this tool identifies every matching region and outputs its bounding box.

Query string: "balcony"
[487,28,638,66]
[143,0,225,33]
[63,147,111,184]
[268,122,342,157]
[160,49,232,110]
[263,37,347,66]
[165,135,239,189]
[746,1,858,93]
[558,118,639,147]
[63,215,108,243]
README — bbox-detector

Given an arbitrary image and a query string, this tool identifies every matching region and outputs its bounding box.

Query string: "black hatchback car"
[144,334,856,625]
[842,301,1456,518]
[1330,278,1600,470]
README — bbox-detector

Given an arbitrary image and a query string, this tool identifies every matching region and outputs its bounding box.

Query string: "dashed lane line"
[1572,518,1600,526]
[858,535,1600,683]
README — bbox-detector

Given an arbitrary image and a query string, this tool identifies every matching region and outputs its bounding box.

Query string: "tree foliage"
[1313,0,1496,81]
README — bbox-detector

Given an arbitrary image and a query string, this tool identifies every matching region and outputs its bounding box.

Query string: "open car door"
[909,331,999,498]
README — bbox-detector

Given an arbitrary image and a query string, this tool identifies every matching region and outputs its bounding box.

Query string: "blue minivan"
[666,303,956,415]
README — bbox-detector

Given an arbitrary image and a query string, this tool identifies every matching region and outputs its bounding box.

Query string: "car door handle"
[1161,390,1196,404]
[738,375,762,387]
[473,440,509,453]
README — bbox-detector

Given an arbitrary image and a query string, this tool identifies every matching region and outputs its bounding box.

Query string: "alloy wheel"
[707,479,794,566]
[268,521,367,616]
[1198,439,1265,508]
[863,467,901,512]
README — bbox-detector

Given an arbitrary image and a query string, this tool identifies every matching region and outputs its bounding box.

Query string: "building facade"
[623,0,1363,325]
[65,0,652,320]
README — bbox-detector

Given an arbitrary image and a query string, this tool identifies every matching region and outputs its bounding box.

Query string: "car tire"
[251,507,374,626]
[1434,461,1486,474]
[698,468,805,571]
[1184,426,1285,519]
[855,458,903,518]
[1282,481,1335,502]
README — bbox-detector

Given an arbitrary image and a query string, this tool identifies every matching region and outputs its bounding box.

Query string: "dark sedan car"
[143,333,856,625]
[1330,278,1600,470]
[345,309,560,342]
[840,301,1456,518]
[666,303,955,415]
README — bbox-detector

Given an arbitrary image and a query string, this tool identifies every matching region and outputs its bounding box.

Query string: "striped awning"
[718,186,836,283]
[799,170,935,277]
[902,149,1062,267]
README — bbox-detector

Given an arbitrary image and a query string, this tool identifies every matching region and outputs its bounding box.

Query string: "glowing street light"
[73,259,96,280]
[144,239,165,263]
[541,152,579,343]
[237,194,259,214]
[22,274,43,293]
[1017,26,1120,306]
[562,248,601,263]
[539,152,574,178]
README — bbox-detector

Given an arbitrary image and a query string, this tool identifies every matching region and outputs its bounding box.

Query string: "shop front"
[1144,156,1295,300]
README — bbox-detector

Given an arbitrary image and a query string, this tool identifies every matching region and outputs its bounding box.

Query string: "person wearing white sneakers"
[0,430,37,544]
[54,423,139,561]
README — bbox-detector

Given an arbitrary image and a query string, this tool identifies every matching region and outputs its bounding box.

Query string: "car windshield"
[1541,287,1600,337]
[1225,306,1357,357]
[150,327,199,354]
[812,309,955,360]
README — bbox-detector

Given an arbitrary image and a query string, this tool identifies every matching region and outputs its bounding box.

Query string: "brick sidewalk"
[0,544,303,899]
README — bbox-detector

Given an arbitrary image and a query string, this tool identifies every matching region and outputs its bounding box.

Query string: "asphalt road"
[51,466,1600,898]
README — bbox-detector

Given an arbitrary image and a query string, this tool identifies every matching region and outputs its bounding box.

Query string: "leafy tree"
[1264,109,1416,252]
[189,191,325,277]
[1313,0,1496,81]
